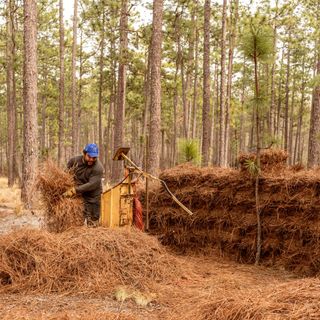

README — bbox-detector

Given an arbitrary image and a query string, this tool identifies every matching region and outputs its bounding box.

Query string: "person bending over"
[64,143,103,226]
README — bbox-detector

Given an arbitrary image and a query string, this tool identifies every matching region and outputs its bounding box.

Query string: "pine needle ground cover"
[148,149,320,276]
[0,227,183,295]
[1,251,319,319]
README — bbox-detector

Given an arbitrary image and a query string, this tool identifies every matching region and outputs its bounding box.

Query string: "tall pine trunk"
[284,36,291,154]
[308,49,320,167]
[253,42,262,265]
[192,26,199,140]
[112,0,128,182]
[98,9,105,166]
[201,0,211,166]
[58,0,65,166]
[21,0,38,209]
[71,0,78,154]
[294,58,305,164]
[6,0,16,187]
[147,0,163,175]
[225,0,239,166]
[219,0,227,167]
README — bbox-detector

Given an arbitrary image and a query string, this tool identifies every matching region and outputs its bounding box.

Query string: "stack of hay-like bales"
[148,149,320,275]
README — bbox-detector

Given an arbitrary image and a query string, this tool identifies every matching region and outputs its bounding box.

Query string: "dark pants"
[84,200,100,221]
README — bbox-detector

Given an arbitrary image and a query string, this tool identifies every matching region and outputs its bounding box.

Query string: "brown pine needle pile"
[37,160,84,232]
[171,277,320,320]
[0,227,185,295]
[147,149,320,276]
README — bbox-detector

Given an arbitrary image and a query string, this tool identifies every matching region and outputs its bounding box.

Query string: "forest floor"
[0,246,300,320]
[0,177,42,234]
[0,177,318,320]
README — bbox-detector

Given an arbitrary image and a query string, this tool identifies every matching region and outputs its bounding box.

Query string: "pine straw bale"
[159,163,238,190]
[37,160,84,232]
[147,161,320,275]
[0,227,186,295]
[238,149,288,172]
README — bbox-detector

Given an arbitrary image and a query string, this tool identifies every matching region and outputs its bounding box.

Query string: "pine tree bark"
[172,12,182,165]
[105,39,117,178]
[6,0,16,187]
[225,0,239,166]
[212,60,220,165]
[172,61,179,166]
[184,8,195,139]
[21,0,38,209]
[308,50,320,167]
[201,0,211,167]
[71,0,78,154]
[141,46,151,168]
[77,29,84,150]
[192,26,199,140]
[253,42,262,265]
[294,58,305,164]
[276,48,284,139]
[284,37,291,153]
[40,70,48,158]
[239,56,246,153]
[270,26,278,136]
[219,0,228,167]
[147,0,163,175]
[288,75,296,165]
[98,8,105,166]
[58,0,65,166]
[112,0,128,182]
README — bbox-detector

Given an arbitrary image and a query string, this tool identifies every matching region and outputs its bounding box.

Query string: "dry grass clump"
[0,227,185,296]
[37,160,84,232]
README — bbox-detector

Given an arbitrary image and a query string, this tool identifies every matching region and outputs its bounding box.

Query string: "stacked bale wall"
[148,150,320,275]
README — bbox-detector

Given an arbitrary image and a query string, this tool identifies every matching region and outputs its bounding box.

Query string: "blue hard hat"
[83,143,99,157]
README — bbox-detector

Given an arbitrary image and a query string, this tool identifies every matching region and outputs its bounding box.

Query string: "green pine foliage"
[178,138,201,165]
[240,14,274,63]
[0,0,319,173]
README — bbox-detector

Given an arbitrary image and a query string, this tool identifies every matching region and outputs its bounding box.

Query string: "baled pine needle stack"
[147,150,320,276]
[37,160,84,232]
[238,149,288,173]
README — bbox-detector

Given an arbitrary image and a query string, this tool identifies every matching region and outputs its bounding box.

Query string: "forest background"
[1,0,320,207]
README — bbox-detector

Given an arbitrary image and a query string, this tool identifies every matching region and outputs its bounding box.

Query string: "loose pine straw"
[0,227,185,295]
[37,160,84,232]
[169,277,320,320]
[1,310,137,320]
[0,229,319,319]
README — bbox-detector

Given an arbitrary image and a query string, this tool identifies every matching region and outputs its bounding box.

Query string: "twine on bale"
[37,160,84,232]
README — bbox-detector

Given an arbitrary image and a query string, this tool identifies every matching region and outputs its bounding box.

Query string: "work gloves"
[63,187,76,198]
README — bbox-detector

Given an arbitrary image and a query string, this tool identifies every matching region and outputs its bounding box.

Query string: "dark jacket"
[67,155,103,202]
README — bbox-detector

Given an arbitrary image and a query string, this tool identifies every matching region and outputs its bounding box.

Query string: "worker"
[63,143,104,226]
